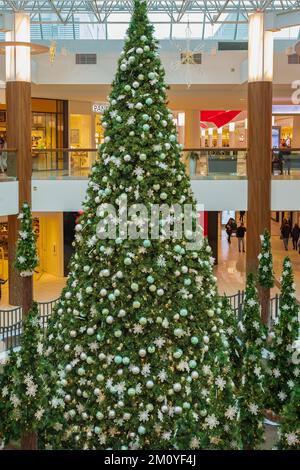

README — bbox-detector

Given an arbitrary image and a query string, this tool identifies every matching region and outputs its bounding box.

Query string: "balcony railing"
[1,147,300,181]
[272,148,300,178]
[0,290,281,355]
[32,147,248,179]
[32,148,98,178]
[183,148,247,179]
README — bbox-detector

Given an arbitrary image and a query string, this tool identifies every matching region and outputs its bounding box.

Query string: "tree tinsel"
[238,273,267,449]
[266,257,300,414]
[14,202,38,277]
[219,295,243,388]
[257,229,275,289]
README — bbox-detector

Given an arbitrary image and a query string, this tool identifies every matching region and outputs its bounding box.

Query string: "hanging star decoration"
[168,20,204,89]
[49,40,57,64]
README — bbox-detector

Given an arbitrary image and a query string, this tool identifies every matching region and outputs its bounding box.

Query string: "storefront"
[0,98,68,172]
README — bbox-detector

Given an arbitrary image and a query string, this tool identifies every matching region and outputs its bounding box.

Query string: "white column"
[229,122,235,147]
[5,12,31,82]
[201,129,206,147]
[217,127,223,148]
[248,11,273,83]
[208,128,213,147]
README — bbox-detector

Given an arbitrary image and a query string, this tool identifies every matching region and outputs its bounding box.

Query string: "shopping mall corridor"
[216,218,300,300]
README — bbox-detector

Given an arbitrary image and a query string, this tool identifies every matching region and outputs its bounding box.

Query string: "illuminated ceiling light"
[5,12,30,81]
[248,11,273,82]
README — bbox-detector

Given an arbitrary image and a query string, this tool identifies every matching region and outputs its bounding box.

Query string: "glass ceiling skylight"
[0,1,299,40]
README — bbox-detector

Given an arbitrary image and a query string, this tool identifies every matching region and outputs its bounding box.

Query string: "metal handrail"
[0,291,283,354]
[31,148,98,153]
[183,148,247,151]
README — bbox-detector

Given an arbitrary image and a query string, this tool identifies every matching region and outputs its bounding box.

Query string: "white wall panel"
[11,178,298,213]
[271,180,300,210]
[32,180,88,212]
[191,179,248,210]
[0,182,18,215]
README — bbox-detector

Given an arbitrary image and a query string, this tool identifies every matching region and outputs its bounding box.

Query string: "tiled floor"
[0,217,299,307]
[215,218,300,300]
[0,273,66,308]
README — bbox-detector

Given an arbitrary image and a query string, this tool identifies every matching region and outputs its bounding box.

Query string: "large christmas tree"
[266,257,300,414]
[43,0,241,450]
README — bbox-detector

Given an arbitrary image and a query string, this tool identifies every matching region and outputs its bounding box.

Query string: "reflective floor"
[215,218,300,300]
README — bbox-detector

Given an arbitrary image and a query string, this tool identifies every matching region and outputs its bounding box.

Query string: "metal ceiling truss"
[0,0,300,42]
[1,1,300,24]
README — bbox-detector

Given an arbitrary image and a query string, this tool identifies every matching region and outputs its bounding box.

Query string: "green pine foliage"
[219,295,243,387]
[238,273,267,449]
[258,229,275,289]
[266,257,300,414]
[14,202,38,277]
[278,381,300,450]
[0,302,48,446]
[42,0,241,450]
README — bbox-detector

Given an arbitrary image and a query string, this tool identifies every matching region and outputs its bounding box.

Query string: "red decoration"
[200,110,241,128]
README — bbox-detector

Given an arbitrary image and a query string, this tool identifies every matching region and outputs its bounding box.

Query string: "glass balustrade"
[272,149,300,178]
[32,148,99,178]
[182,148,247,179]
[3,147,300,182]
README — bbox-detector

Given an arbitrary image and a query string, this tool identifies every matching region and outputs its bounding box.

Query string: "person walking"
[291,223,300,250]
[236,222,247,253]
[0,137,7,173]
[225,218,233,244]
[281,220,291,251]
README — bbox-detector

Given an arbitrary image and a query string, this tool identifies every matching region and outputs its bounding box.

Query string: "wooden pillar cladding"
[247,81,272,325]
[247,81,272,274]
[6,81,33,312]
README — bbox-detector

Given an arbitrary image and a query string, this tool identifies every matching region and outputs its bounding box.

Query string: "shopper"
[281,220,291,251]
[236,222,247,253]
[0,137,7,173]
[225,218,233,244]
[239,211,245,223]
[292,223,300,250]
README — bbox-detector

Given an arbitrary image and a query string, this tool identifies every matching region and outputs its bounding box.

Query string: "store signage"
[92,103,108,113]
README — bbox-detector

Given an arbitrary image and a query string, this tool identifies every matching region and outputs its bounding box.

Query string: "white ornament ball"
[173,383,182,392]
